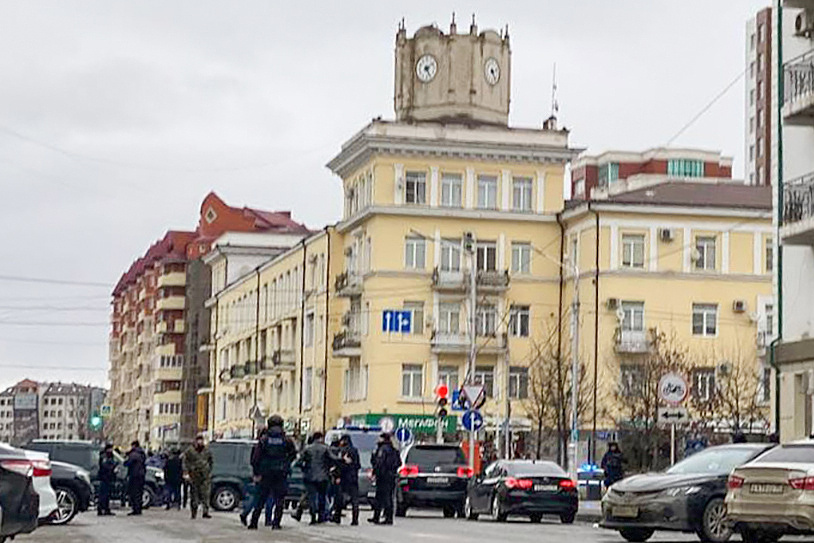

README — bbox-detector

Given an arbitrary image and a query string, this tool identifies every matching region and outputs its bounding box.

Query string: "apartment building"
[746,7,774,186]
[775,0,814,440]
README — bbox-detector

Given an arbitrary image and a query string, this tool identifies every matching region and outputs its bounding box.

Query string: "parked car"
[0,443,40,542]
[208,439,254,512]
[726,439,814,543]
[465,459,578,523]
[601,443,774,543]
[22,449,58,524]
[395,443,472,518]
[48,461,93,525]
[24,440,164,508]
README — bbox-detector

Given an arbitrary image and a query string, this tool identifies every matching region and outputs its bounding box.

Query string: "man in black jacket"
[97,443,118,516]
[299,431,337,525]
[124,440,147,516]
[248,415,297,530]
[163,448,183,510]
[369,433,400,525]
[332,434,361,525]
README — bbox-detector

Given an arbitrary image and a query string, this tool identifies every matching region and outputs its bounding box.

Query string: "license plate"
[426,477,449,484]
[750,483,784,495]
[613,506,639,518]
[534,484,558,492]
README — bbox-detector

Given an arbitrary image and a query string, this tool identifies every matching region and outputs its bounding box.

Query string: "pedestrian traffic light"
[435,382,449,419]
[89,413,103,431]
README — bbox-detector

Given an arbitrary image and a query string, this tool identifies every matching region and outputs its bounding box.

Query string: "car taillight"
[457,467,474,478]
[727,475,744,489]
[0,459,33,477]
[788,476,814,490]
[559,479,577,490]
[398,464,419,477]
[31,459,51,477]
[505,477,533,490]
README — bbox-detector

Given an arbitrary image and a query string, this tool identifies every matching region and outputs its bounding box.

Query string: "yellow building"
[201,21,773,462]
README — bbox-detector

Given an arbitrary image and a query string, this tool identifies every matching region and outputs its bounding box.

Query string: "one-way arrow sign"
[658,406,689,426]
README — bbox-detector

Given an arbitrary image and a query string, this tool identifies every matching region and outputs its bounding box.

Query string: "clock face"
[484,57,500,85]
[416,54,437,83]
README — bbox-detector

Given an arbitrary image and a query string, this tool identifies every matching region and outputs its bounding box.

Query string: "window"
[749,145,755,161]
[758,52,764,69]
[440,239,461,272]
[512,177,533,211]
[757,109,763,128]
[303,367,313,407]
[758,23,765,43]
[757,138,763,157]
[404,237,426,269]
[621,234,645,268]
[476,304,497,336]
[749,61,755,78]
[760,366,772,404]
[477,175,498,209]
[401,364,423,398]
[765,303,774,335]
[598,162,619,187]
[692,368,716,402]
[304,312,315,347]
[437,303,460,334]
[441,173,462,207]
[509,305,530,337]
[508,367,529,399]
[765,238,774,273]
[695,236,716,270]
[574,179,585,198]
[474,365,495,397]
[668,159,704,178]
[757,84,763,101]
[749,116,755,134]
[620,301,644,331]
[405,171,426,204]
[438,365,459,391]
[692,304,718,336]
[511,242,531,274]
[749,89,755,106]
[476,242,497,272]
[750,32,755,51]
[620,364,643,397]
[404,301,424,335]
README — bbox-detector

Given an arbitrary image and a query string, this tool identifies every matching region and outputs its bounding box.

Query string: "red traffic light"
[435,383,449,399]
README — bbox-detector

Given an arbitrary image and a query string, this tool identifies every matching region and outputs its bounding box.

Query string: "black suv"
[396,443,472,518]
[208,440,255,512]
[24,440,164,508]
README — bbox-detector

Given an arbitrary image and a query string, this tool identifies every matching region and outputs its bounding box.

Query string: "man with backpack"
[248,415,297,530]
[368,432,400,525]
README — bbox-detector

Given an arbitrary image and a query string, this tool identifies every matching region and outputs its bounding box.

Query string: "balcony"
[218,368,231,383]
[476,270,510,291]
[432,268,468,292]
[156,296,185,311]
[157,272,186,288]
[784,50,814,125]
[782,171,814,245]
[615,328,652,354]
[785,0,814,11]
[229,365,246,380]
[431,331,507,354]
[332,329,361,357]
[335,271,362,297]
[157,319,185,334]
[243,360,259,377]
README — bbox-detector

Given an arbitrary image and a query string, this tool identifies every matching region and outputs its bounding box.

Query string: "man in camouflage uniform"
[183,434,213,519]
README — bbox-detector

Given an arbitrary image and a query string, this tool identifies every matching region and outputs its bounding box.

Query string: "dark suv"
[395,443,472,518]
[24,440,164,508]
[208,440,255,512]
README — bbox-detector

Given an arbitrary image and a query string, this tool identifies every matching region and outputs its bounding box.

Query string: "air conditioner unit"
[795,10,814,38]
[606,297,620,311]
[659,228,675,242]
[732,300,748,313]
[717,362,731,377]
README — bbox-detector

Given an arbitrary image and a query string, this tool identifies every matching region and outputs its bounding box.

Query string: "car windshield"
[666,447,759,475]
[407,446,465,468]
[505,461,565,477]
[753,445,814,463]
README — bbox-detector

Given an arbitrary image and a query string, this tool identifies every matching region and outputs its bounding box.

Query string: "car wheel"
[142,487,155,509]
[395,503,408,517]
[51,487,79,525]
[697,497,732,543]
[491,494,507,522]
[443,505,456,518]
[211,485,240,512]
[529,513,543,523]
[560,511,576,524]
[619,528,655,542]
[464,496,479,521]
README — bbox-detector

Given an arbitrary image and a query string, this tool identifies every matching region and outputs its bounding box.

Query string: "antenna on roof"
[543,63,559,130]
[450,12,456,34]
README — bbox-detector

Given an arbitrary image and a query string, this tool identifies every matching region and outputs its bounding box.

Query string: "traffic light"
[89,413,103,431]
[463,231,474,253]
[435,382,449,419]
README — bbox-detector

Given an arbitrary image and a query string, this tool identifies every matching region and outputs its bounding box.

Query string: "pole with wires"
[569,258,580,480]
[466,232,477,473]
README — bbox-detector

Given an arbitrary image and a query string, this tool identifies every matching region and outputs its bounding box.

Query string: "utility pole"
[569,258,580,480]
[466,232,477,473]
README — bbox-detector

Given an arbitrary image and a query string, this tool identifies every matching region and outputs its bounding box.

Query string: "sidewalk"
[577,500,602,523]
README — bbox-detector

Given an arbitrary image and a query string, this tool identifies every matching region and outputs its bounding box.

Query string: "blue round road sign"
[462,410,484,432]
[395,427,412,443]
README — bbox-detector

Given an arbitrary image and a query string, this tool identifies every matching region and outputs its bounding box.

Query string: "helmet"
[267,415,284,428]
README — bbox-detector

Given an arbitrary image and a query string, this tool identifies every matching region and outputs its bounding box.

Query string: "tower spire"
[450,12,457,34]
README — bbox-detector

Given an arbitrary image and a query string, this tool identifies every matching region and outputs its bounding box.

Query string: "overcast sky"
[0,1,770,390]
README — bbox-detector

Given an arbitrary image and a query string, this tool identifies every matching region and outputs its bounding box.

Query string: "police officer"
[248,415,297,530]
[183,435,213,519]
[97,443,118,516]
[369,432,400,525]
[124,440,146,516]
[332,434,361,525]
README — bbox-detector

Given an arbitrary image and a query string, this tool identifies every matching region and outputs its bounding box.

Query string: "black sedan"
[465,460,578,523]
[600,443,774,543]
[48,461,94,525]
[0,443,40,541]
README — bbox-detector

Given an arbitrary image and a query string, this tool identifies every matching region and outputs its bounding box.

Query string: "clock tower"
[394,17,511,126]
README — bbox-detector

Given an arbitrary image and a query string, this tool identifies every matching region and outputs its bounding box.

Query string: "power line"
[0,274,112,288]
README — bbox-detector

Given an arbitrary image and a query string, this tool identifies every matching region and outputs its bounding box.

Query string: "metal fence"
[783,171,814,225]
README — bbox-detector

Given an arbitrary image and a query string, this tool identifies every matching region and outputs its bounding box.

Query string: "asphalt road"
[20,507,713,543]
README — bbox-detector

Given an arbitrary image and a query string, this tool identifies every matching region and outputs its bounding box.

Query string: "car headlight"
[155,470,165,482]
[77,469,92,486]
[664,485,702,497]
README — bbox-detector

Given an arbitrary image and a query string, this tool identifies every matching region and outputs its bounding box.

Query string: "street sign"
[379,416,395,434]
[395,427,412,443]
[659,373,689,405]
[100,405,112,418]
[248,404,265,426]
[382,310,412,333]
[299,418,311,433]
[451,389,469,411]
[462,410,484,432]
[462,385,485,408]
[658,406,690,425]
